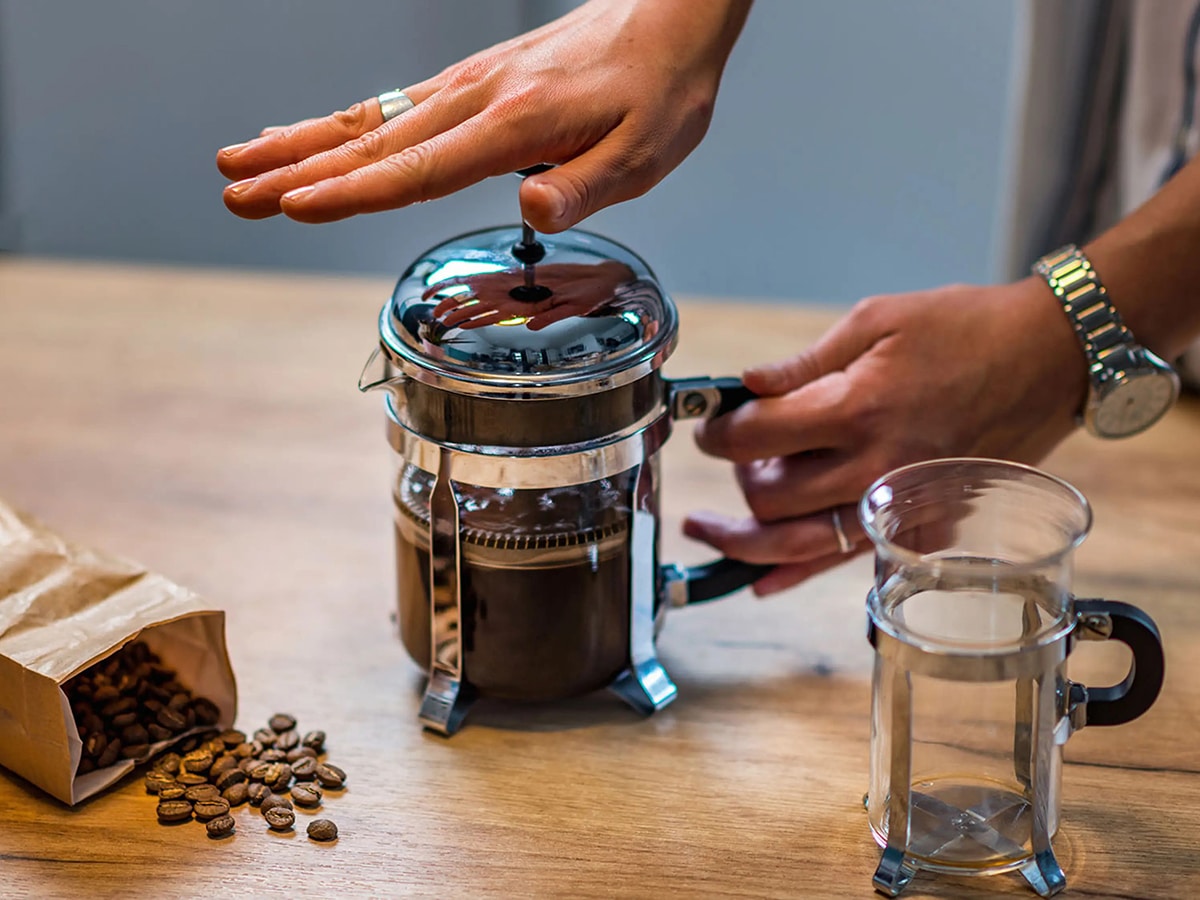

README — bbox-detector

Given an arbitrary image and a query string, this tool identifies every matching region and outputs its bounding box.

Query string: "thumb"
[518,125,655,233]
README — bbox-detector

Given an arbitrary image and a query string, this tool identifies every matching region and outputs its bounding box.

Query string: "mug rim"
[858,457,1093,572]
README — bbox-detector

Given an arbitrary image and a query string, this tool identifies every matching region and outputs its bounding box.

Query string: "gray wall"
[0,0,1018,304]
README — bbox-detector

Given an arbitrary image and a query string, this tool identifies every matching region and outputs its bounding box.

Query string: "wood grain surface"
[0,258,1197,899]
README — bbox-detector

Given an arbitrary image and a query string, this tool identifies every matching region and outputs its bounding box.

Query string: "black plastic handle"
[668,376,759,420]
[1073,598,1165,727]
[666,376,775,603]
[679,558,776,604]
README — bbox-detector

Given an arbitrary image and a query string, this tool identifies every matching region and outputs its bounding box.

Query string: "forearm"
[566,0,753,85]
[1084,153,1200,360]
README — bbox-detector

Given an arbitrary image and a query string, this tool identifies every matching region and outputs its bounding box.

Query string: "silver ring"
[831,507,853,554]
[378,89,416,123]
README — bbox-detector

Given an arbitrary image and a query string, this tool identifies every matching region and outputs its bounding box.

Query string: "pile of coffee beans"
[63,640,221,773]
[144,712,345,841]
[66,643,344,843]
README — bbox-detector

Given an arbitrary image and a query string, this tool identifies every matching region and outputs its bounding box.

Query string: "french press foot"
[608,461,680,716]
[420,448,475,737]
[418,671,476,736]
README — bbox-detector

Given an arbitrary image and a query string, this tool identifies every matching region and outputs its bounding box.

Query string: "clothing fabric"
[1002,0,1200,388]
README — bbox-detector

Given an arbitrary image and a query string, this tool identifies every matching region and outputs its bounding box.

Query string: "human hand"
[426,260,635,331]
[683,277,1090,595]
[216,0,751,232]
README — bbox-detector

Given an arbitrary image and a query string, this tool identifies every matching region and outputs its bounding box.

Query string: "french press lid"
[377,224,678,397]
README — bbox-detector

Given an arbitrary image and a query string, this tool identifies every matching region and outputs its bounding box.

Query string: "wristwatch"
[1032,245,1180,438]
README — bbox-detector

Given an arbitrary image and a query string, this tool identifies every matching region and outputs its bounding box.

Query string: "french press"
[859,458,1165,897]
[359,214,769,735]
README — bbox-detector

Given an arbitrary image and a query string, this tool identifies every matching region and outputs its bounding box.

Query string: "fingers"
[682,504,866,567]
[694,373,857,464]
[734,453,869,522]
[742,303,888,396]
[220,84,454,219]
[217,101,384,183]
[274,109,552,223]
[750,554,860,597]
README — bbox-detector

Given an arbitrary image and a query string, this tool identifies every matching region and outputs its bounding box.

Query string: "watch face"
[1094,372,1178,437]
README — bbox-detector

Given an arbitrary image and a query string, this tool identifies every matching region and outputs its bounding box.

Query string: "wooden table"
[1,258,1197,899]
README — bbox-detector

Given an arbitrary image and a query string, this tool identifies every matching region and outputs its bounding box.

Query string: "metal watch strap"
[1032,245,1143,380]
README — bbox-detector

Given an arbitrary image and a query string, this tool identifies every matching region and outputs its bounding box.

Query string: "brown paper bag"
[0,500,237,805]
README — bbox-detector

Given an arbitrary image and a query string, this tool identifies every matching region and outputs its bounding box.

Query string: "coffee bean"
[78,758,96,775]
[156,707,187,731]
[144,770,177,794]
[203,738,228,757]
[268,713,296,733]
[291,757,318,781]
[291,784,322,808]
[178,736,200,753]
[267,763,293,792]
[306,819,338,842]
[249,739,265,756]
[214,768,246,792]
[181,750,214,774]
[111,711,138,728]
[257,749,288,763]
[121,723,149,746]
[92,684,119,702]
[218,729,246,748]
[231,742,255,759]
[193,798,231,821]
[96,738,122,769]
[84,732,107,759]
[222,782,249,807]
[257,763,284,787]
[146,723,173,742]
[247,782,269,807]
[205,814,236,838]
[184,784,221,802]
[167,692,190,712]
[101,697,137,718]
[275,730,300,751]
[153,752,181,774]
[264,807,295,831]
[156,800,193,823]
[247,762,271,782]
[314,763,346,789]
[260,793,293,815]
[159,784,187,801]
[210,754,239,776]
[287,746,318,764]
[191,698,221,726]
[238,757,259,776]
[121,743,150,760]
[252,728,277,748]
[301,730,325,753]
[176,772,208,787]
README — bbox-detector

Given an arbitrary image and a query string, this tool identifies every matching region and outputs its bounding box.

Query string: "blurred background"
[0,0,1020,304]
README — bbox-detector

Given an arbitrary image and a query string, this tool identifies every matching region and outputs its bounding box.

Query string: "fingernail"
[282,185,316,203]
[540,182,567,223]
[218,142,250,157]
[745,364,784,393]
[226,177,257,196]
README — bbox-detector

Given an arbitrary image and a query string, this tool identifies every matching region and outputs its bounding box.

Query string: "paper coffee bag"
[0,500,237,804]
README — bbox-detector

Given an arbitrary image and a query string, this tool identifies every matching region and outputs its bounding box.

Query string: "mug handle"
[661,377,775,606]
[1071,598,1165,727]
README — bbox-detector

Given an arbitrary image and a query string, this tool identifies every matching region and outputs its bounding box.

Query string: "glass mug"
[859,459,1164,897]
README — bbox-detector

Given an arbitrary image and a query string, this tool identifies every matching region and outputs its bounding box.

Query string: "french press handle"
[662,377,774,605]
[1070,598,1165,727]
